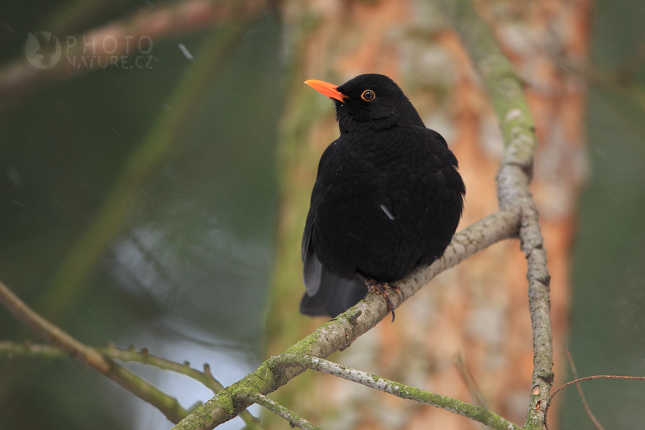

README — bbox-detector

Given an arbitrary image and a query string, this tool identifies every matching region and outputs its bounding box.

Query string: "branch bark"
[271,354,520,430]
[172,0,554,427]
[437,0,554,427]
[240,393,323,430]
[1,0,557,427]
[171,209,521,429]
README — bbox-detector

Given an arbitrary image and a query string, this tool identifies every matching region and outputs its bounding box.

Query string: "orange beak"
[305,79,347,102]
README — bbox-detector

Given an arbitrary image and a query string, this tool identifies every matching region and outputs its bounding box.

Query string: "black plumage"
[300,74,465,318]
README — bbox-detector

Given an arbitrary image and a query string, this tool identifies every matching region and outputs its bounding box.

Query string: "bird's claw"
[364,278,403,322]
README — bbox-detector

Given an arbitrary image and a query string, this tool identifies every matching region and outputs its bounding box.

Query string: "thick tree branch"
[171,209,521,429]
[437,0,554,427]
[1,1,554,427]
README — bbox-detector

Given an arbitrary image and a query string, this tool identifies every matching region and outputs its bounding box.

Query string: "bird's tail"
[300,265,366,318]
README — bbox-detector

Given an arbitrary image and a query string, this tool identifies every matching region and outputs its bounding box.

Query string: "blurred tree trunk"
[267,0,591,428]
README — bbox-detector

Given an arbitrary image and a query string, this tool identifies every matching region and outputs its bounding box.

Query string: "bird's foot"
[363,278,404,322]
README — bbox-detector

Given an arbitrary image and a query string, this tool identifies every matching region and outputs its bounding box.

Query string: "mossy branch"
[0,279,188,423]
[437,0,554,427]
[0,340,263,429]
[173,0,553,426]
[171,209,522,429]
[239,392,323,430]
[270,354,521,430]
[0,0,554,427]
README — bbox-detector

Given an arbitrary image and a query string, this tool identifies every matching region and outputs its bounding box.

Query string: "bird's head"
[305,74,424,133]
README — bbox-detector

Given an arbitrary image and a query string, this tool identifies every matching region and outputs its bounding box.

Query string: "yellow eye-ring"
[361,89,375,101]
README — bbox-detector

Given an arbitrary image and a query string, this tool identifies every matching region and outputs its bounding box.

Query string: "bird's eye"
[361,90,375,101]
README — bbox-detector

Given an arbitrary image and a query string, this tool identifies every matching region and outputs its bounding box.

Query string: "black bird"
[300,74,465,320]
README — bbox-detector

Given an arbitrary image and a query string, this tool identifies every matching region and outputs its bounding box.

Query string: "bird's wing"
[302,225,322,296]
[300,139,369,317]
[301,141,338,297]
[427,127,449,149]
[301,140,338,263]
[300,251,366,317]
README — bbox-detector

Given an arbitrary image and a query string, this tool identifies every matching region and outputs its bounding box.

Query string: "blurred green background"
[564,0,645,428]
[1,4,283,429]
[0,0,644,429]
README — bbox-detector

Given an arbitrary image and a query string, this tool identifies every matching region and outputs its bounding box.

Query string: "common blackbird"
[300,74,465,320]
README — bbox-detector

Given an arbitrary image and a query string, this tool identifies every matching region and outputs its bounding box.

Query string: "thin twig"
[0,341,223,391]
[106,347,264,428]
[544,374,645,430]
[0,341,67,359]
[0,280,110,372]
[0,279,188,423]
[564,349,605,430]
[240,392,324,430]
[0,341,263,429]
[270,354,521,430]
[106,345,226,394]
[453,353,489,410]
